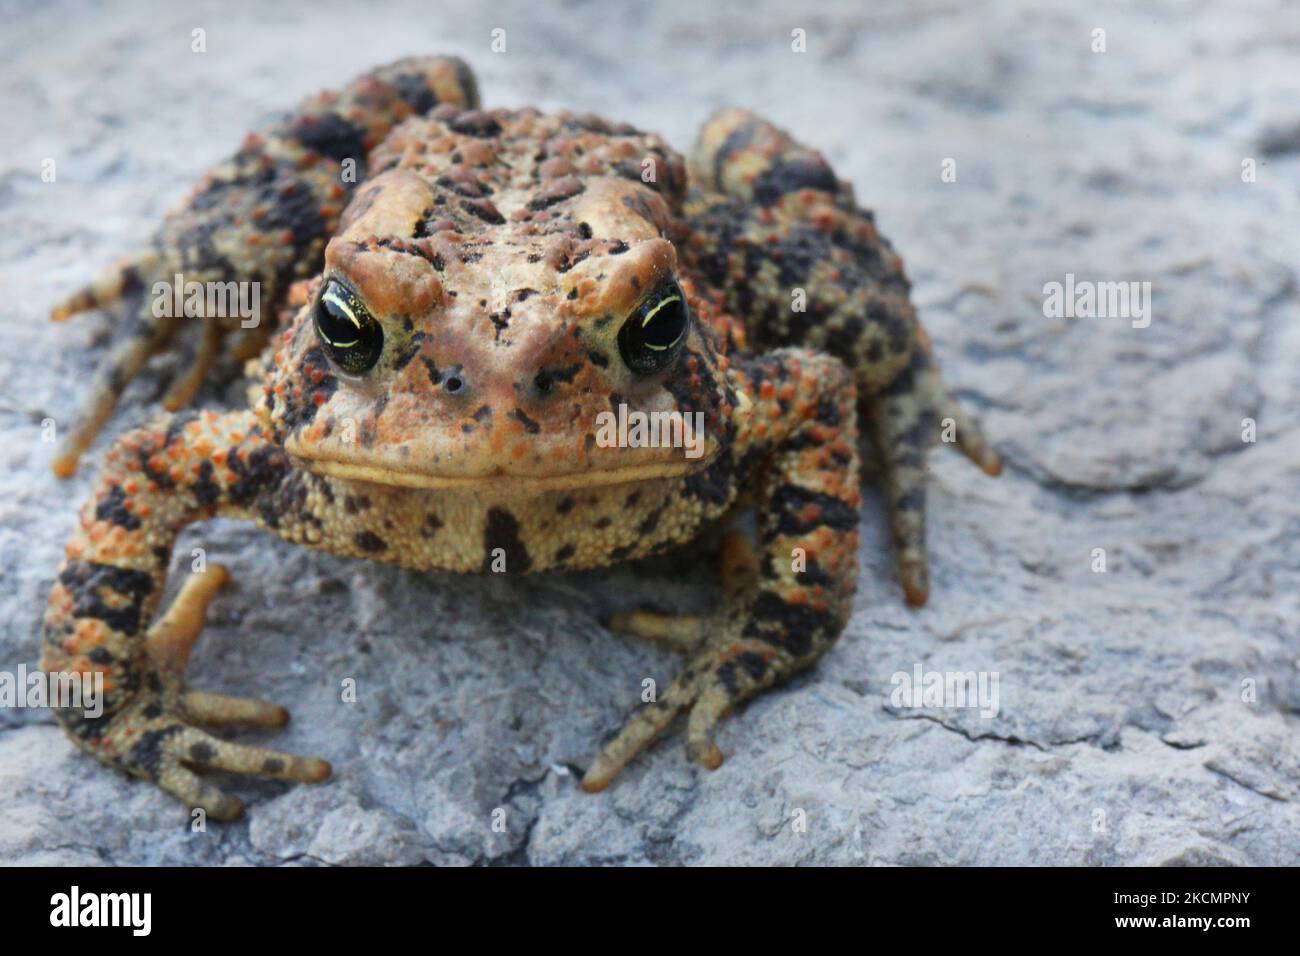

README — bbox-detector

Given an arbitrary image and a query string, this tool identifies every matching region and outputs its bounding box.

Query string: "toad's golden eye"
[313,279,383,375]
[617,279,689,376]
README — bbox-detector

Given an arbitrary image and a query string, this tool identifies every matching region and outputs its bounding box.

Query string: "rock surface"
[1,0,1298,865]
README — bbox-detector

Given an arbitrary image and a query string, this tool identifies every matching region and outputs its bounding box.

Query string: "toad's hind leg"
[51,55,480,476]
[52,294,178,477]
[684,107,1000,606]
[583,351,860,791]
[868,346,1001,606]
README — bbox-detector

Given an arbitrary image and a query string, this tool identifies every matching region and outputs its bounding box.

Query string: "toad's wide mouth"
[297,453,718,495]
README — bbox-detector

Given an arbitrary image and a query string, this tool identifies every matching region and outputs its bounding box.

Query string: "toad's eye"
[314,279,383,374]
[617,279,689,376]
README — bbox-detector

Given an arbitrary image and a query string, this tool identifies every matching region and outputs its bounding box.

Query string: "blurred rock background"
[1,0,1297,864]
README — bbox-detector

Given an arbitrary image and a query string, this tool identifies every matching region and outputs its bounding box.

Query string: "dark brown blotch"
[355,531,387,553]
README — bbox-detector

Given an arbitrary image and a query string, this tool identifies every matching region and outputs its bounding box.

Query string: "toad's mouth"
[296,453,718,494]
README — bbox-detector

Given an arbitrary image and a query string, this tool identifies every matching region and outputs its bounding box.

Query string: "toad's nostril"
[432,363,467,395]
[533,371,554,396]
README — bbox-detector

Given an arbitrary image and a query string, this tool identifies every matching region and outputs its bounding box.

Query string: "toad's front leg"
[42,410,329,819]
[583,349,860,790]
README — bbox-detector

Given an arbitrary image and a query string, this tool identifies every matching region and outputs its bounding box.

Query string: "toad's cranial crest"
[43,56,1000,819]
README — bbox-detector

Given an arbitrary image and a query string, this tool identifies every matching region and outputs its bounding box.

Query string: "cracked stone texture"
[2,0,1298,866]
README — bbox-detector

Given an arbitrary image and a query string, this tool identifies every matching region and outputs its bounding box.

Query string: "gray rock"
[1,0,1297,865]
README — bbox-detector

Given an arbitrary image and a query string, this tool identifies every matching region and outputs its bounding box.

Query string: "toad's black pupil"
[314,281,383,374]
[641,295,685,349]
[618,281,689,375]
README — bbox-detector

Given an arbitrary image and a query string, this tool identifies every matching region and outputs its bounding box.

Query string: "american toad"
[43,56,1000,818]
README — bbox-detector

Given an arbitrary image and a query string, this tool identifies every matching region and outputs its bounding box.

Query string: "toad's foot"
[581,627,786,791]
[89,564,329,820]
[603,531,759,653]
